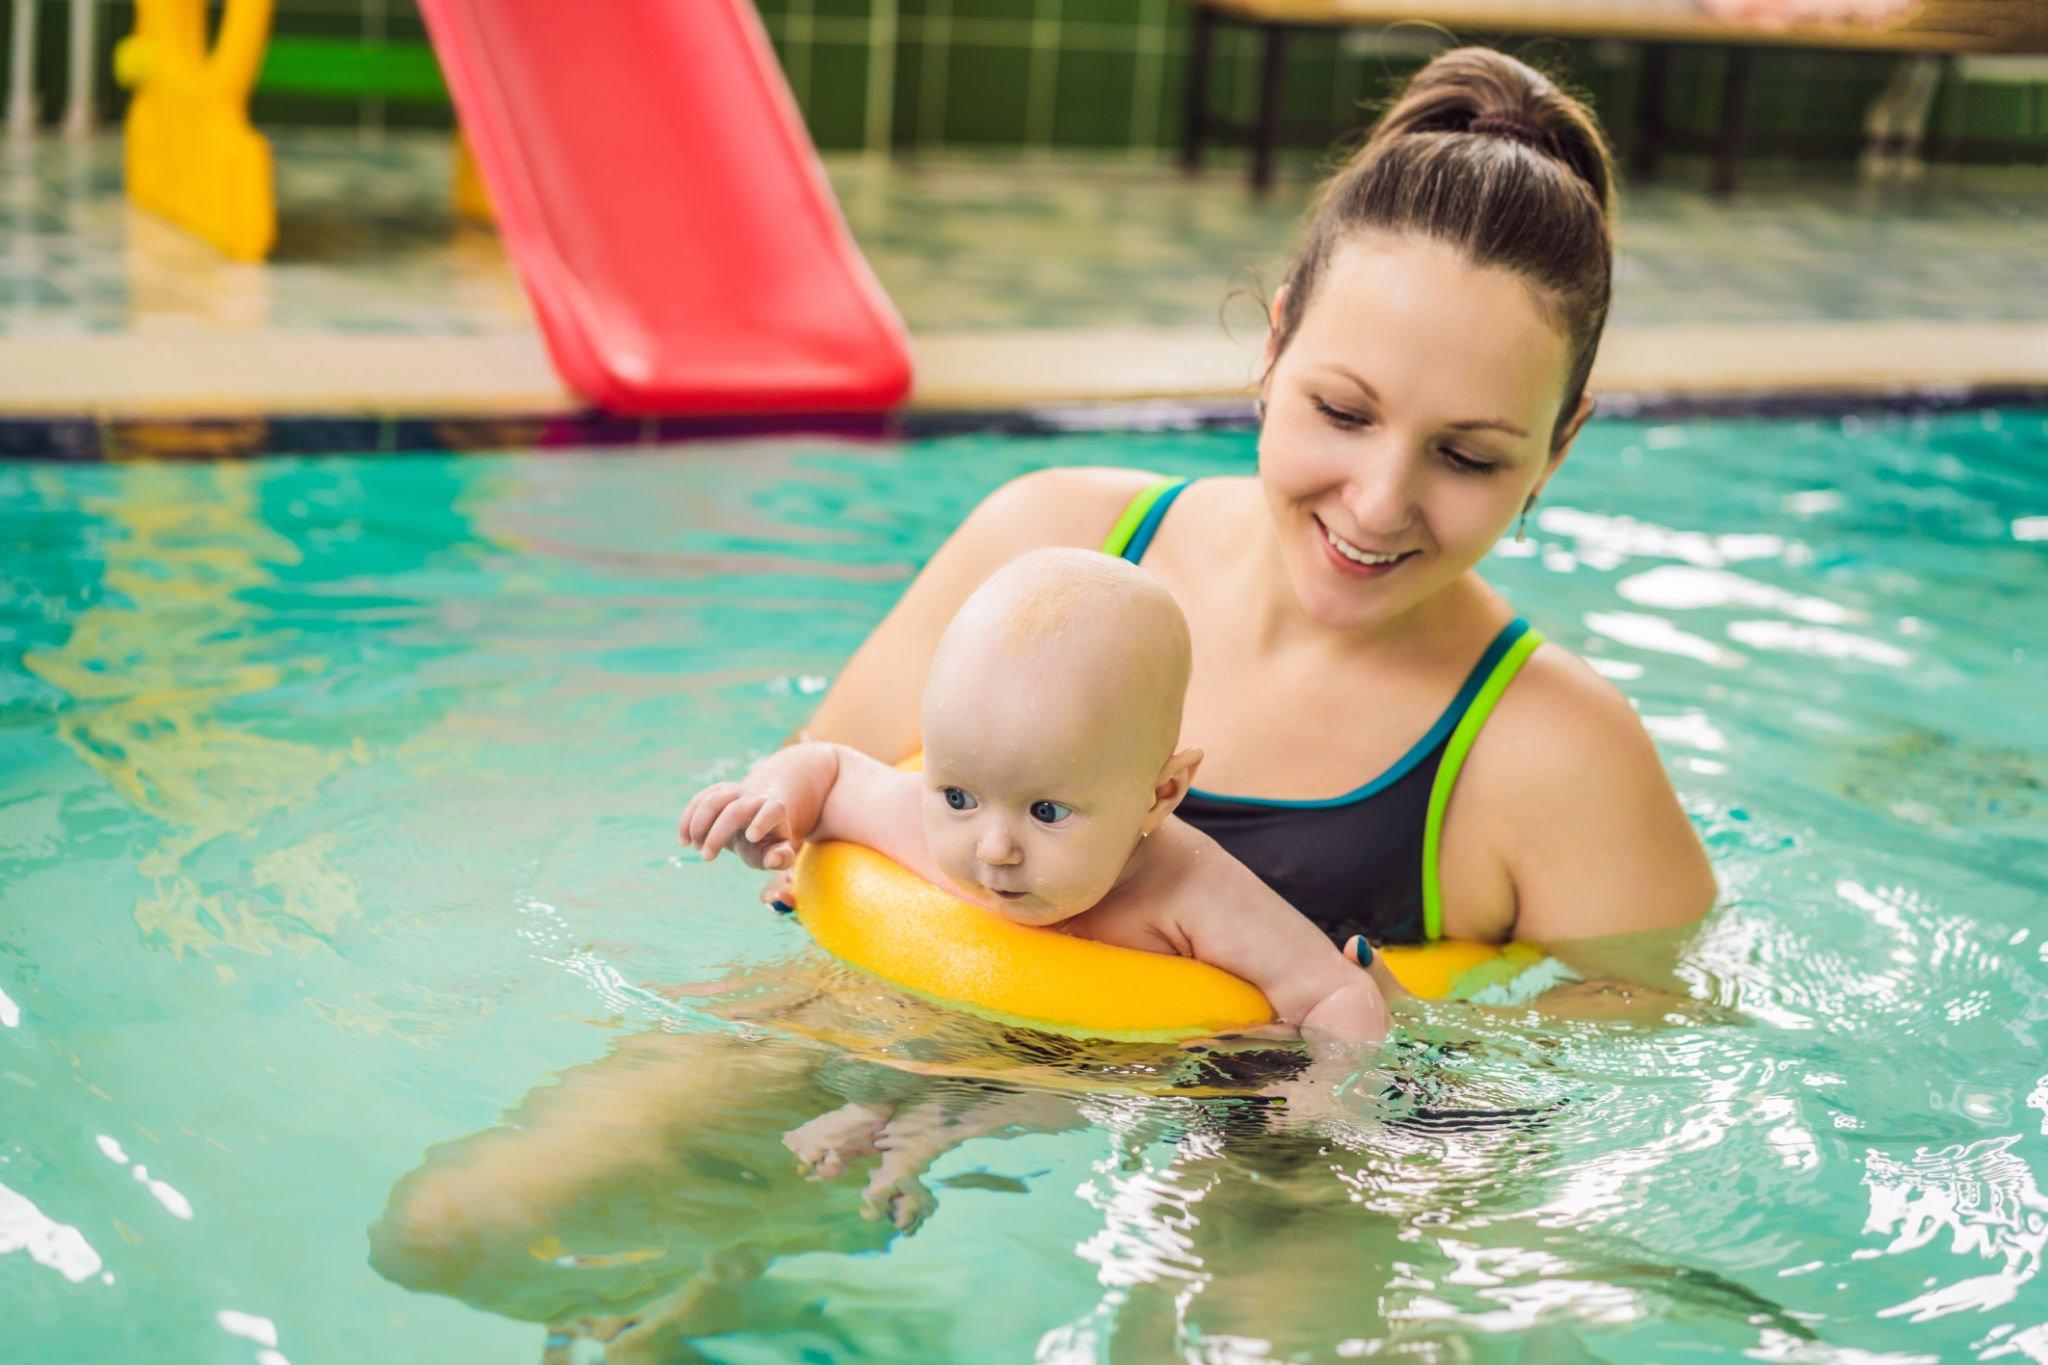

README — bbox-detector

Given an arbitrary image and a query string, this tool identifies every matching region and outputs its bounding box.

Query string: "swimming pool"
[3,408,2044,1361]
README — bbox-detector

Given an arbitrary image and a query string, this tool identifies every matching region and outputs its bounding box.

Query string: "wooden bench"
[1176,0,2048,194]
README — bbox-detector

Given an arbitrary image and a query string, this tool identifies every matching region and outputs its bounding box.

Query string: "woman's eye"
[1440,447,1500,475]
[1028,800,1072,824]
[1310,396,1368,429]
[943,787,978,811]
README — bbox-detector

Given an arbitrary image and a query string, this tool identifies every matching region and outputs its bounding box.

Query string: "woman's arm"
[796,467,1161,757]
[1444,646,1717,947]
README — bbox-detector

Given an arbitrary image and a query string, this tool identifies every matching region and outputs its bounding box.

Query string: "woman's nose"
[1342,441,1422,536]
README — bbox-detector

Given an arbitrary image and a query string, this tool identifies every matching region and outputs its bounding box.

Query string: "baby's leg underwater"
[368,1029,894,1327]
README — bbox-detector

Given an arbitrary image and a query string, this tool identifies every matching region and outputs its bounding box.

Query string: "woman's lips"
[1314,516,1415,579]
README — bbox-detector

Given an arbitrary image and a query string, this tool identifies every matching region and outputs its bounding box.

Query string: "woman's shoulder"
[1473,640,1670,813]
[1494,640,1642,751]
[1463,636,1717,937]
[963,466,1174,552]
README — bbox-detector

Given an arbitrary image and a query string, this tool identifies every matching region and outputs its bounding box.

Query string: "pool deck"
[3,133,2044,430]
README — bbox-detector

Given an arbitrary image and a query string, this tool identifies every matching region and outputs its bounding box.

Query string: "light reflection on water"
[0,410,2044,1361]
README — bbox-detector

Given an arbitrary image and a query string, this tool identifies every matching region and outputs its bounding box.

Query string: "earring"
[1516,495,1537,543]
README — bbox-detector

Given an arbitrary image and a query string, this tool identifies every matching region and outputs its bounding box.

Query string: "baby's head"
[920,547,1201,925]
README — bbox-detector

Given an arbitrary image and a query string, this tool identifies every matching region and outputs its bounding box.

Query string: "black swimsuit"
[1103,478,1544,947]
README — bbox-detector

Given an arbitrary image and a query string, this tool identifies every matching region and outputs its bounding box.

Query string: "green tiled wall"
[756,0,2046,158]
[2,0,2042,159]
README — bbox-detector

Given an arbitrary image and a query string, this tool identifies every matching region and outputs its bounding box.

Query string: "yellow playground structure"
[112,0,489,261]
[115,0,275,262]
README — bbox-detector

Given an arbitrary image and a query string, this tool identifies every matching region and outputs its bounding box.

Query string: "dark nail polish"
[771,900,795,915]
[1350,935,1374,966]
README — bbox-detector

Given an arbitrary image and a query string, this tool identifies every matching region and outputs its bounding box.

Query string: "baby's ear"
[1145,747,1204,829]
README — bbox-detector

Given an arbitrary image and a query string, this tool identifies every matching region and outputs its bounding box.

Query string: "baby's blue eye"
[1029,800,1072,824]
[943,787,978,811]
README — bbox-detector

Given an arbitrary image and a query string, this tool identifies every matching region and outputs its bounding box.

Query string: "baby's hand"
[1259,1066,1361,1133]
[862,1167,936,1233]
[680,782,797,870]
[782,1102,892,1180]
[680,744,843,873]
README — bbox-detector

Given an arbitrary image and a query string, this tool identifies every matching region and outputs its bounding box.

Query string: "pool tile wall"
[1,0,2043,160]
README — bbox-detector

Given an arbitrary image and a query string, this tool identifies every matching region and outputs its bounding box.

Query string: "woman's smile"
[1313,514,1418,578]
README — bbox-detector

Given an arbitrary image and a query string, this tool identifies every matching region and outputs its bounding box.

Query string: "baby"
[681,548,1392,1222]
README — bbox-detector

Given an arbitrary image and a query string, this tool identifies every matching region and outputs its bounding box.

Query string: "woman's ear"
[1260,284,1290,371]
[1536,393,1595,500]
[1142,747,1205,834]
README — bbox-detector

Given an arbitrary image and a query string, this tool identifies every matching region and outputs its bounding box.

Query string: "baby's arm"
[680,742,942,883]
[862,1090,1084,1232]
[1168,838,1392,1055]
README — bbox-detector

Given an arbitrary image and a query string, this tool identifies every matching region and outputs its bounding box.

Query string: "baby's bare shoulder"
[1126,822,1289,943]
[1072,824,1317,969]
[1140,822,1359,1022]
[1069,886,1189,956]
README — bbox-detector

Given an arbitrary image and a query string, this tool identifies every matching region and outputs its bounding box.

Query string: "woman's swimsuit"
[1102,478,1546,948]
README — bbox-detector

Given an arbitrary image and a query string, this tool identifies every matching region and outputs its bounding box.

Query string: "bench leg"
[1713,46,1754,198]
[1632,42,1669,183]
[1180,3,1215,175]
[1250,22,1287,194]
[1928,53,1965,171]
[1863,55,1943,182]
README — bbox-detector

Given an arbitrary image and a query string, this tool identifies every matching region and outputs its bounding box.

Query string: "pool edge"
[3,385,2045,461]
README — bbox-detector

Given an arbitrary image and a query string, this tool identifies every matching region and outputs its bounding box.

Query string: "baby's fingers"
[702,795,761,861]
[763,843,796,872]
[745,798,789,846]
[684,784,736,847]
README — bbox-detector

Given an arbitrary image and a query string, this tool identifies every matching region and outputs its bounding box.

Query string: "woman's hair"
[1268,47,1617,444]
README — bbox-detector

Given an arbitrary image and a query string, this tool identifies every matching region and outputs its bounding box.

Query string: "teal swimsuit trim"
[1185,619,1533,810]
[1118,477,1190,563]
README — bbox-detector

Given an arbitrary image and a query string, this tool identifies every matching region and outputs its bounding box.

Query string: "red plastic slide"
[415,0,913,416]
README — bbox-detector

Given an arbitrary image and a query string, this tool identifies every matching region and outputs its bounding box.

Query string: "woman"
[791,47,1715,961]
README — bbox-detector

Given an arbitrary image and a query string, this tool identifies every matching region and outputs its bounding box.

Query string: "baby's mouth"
[989,888,1027,902]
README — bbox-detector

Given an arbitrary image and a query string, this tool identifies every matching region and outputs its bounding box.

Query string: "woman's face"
[1257,232,1589,633]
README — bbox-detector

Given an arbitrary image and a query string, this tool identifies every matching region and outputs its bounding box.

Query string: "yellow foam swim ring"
[790,755,1527,1038]
[794,841,1535,1029]
[795,841,1273,1042]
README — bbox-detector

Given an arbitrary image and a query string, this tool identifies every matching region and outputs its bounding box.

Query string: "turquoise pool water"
[2,410,2045,1362]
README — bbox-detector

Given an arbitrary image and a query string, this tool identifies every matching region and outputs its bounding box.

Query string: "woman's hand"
[1344,935,1414,1000]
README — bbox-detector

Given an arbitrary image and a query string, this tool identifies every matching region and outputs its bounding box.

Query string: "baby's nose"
[976,828,1022,866]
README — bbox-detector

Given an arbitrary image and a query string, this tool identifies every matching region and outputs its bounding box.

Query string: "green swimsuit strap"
[1098,477,1185,558]
[1421,626,1547,941]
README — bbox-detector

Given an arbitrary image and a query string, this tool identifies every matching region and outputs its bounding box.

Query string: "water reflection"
[1865,1136,2048,1324]
[372,953,1739,1359]
[22,462,357,955]
[0,1180,107,1286]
